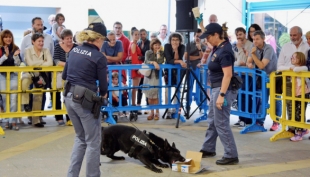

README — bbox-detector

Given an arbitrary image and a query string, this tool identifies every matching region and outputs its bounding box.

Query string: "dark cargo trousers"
[201,87,238,158]
[65,92,101,177]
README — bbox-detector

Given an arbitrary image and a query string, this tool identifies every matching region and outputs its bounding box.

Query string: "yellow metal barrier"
[269,71,310,141]
[0,66,66,121]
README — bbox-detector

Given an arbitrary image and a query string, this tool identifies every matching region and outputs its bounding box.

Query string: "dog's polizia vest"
[129,130,154,157]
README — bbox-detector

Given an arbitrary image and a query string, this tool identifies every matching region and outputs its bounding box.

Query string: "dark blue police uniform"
[199,23,238,164]
[201,40,238,159]
[62,23,107,177]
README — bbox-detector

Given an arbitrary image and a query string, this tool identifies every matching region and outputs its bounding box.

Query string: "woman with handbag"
[22,33,53,128]
[53,29,77,126]
[128,27,143,110]
[143,39,165,120]
[0,29,22,130]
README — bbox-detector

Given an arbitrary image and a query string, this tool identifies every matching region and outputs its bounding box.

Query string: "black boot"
[200,150,216,157]
[216,157,239,165]
[34,123,44,128]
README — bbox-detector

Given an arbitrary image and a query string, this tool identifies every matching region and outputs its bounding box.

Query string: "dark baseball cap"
[199,23,223,39]
[86,22,107,37]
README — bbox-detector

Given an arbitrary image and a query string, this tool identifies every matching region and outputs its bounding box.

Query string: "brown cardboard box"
[171,151,207,174]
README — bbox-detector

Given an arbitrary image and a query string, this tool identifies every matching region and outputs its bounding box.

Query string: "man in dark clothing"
[136,29,150,115]
[164,32,186,119]
[184,29,206,109]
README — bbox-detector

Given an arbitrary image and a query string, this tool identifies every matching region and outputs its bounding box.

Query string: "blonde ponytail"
[76,30,104,43]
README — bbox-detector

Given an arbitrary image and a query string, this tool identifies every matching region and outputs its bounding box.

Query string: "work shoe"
[34,123,44,128]
[270,122,279,131]
[200,150,216,158]
[233,120,240,127]
[58,120,65,126]
[66,120,73,126]
[58,121,66,127]
[238,121,246,129]
[39,117,46,124]
[166,112,172,119]
[216,157,239,165]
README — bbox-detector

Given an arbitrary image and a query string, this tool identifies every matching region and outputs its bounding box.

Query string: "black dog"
[101,125,185,173]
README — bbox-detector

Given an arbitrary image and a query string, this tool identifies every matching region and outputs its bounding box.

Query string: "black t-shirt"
[185,41,206,69]
[208,40,234,83]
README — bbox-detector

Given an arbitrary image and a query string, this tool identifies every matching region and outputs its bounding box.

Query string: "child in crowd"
[111,72,128,117]
[52,13,66,44]
[306,31,310,47]
[278,52,310,141]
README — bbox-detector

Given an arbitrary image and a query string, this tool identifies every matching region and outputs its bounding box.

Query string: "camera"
[124,58,132,64]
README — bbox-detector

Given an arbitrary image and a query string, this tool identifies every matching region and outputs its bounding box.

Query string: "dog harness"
[128,130,154,157]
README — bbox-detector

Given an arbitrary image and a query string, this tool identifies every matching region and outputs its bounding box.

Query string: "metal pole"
[242,0,246,26]
[247,2,252,29]
[167,0,171,36]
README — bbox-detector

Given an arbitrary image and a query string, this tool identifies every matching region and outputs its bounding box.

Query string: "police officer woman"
[62,23,107,177]
[199,23,239,165]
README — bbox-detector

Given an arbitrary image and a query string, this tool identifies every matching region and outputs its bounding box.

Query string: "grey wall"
[0,6,56,47]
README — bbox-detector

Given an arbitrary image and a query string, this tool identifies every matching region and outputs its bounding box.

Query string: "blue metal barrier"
[101,64,269,133]
[193,65,210,123]
[193,66,268,134]
[101,64,187,124]
[232,67,268,133]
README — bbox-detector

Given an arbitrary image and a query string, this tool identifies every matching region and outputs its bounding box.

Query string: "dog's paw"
[145,166,163,173]
[153,168,163,173]
[114,156,125,160]
[158,164,169,168]
[108,155,125,160]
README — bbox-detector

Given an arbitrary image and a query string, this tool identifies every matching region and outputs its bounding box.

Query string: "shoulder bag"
[29,51,49,88]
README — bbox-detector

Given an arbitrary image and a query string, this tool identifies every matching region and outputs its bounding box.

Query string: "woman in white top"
[22,33,53,128]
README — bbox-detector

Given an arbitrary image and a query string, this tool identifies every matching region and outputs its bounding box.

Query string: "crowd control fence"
[102,64,187,124]
[101,64,269,134]
[269,71,310,141]
[0,66,66,135]
[0,65,275,136]
[194,66,269,134]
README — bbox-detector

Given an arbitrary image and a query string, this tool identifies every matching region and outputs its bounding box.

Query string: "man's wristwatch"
[220,92,226,97]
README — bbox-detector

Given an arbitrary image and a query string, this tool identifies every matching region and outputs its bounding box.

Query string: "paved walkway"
[1,110,310,177]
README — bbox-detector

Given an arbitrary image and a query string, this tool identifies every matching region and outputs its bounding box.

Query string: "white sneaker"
[238,121,246,129]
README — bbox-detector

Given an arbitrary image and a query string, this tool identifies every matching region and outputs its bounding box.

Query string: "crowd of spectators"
[0,13,309,143]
